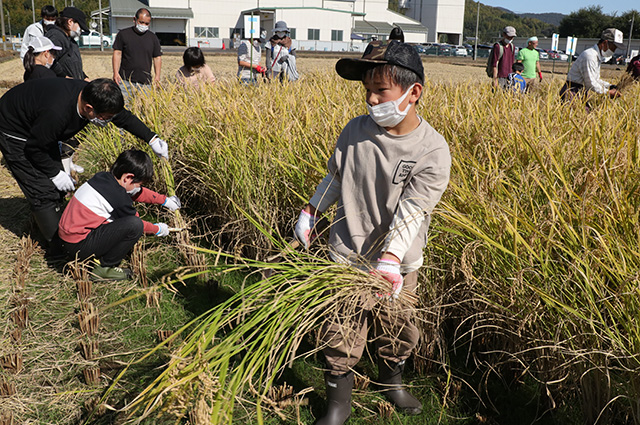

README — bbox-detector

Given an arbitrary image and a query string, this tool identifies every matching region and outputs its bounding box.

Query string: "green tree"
[2,0,102,36]
[558,5,612,38]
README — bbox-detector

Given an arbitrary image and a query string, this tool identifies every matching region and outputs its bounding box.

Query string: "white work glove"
[149,136,169,159]
[154,222,170,237]
[61,157,84,174]
[371,258,403,301]
[162,195,181,212]
[294,209,318,249]
[50,170,76,192]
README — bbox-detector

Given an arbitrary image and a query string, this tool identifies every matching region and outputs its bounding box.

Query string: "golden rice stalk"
[1,352,23,373]
[10,307,28,330]
[131,241,148,288]
[83,366,101,386]
[0,410,14,425]
[615,72,636,92]
[80,339,99,361]
[146,288,161,309]
[188,397,212,425]
[12,236,37,290]
[156,330,174,347]
[84,396,107,416]
[65,257,91,282]
[354,374,370,391]
[376,400,395,419]
[0,381,16,397]
[76,280,92,302]
[78,303,99,337]
[10,329,21,344]
[159,159,207,278]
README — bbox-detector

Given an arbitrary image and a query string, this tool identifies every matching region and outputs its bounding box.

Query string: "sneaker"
[91,265,132,281]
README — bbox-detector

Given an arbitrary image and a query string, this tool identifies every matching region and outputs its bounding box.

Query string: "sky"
[480,1,637,15]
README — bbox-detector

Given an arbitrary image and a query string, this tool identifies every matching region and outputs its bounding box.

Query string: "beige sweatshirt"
[309,115,451,272]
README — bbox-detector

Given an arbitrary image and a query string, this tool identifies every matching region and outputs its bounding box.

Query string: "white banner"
[551,33,559,51]
[244,15,260,39]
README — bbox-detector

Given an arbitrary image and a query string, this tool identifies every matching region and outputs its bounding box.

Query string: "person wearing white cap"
[22,35,61,81]
[516,36,542,90]
[19,5,58,60]
[560,28,623,103]
[488,26,517,89]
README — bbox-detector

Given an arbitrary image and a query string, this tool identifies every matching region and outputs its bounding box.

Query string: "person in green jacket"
[517,36,542,91]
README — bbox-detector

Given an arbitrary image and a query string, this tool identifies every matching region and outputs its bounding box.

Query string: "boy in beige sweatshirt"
[294,40,451,424]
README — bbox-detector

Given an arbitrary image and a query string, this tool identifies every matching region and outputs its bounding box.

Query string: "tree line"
[2,0,103,36]
[464,0,639,44]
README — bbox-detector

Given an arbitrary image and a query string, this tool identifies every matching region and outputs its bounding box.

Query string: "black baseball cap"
[336,40,424,83]
[61,7,89,32]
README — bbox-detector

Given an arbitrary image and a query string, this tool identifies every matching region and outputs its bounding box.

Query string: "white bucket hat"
[28,36,62,53]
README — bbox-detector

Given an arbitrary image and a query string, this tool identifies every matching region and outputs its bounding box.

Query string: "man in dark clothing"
[0,78,169,250]
[489,26,517,89]
[112,8,162,91]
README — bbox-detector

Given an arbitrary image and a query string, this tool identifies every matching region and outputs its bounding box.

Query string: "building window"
[308,28,320,40]
[195,26,219,38]
[331,30,343,41]
[289,28,296,39]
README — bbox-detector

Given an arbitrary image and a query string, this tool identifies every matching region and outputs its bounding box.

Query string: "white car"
[454,45,468,56]
[80,30,112,48]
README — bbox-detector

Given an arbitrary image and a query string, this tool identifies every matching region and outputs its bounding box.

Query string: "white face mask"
[90,116,112,127]
[504,38,513,45]
[44,19,56,26]
[367,84,415,128]
[127,187,141,196]
[70,29,80,38]
[136,23,149,33]
[601,47,614,59]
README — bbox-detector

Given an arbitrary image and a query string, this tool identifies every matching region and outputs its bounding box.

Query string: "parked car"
[453,45,468,56]
[80,30,112,48]
[550,50,569,61]
[535,48,549,60]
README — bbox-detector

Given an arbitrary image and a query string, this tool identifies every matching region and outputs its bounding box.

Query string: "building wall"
[404,0,464,44]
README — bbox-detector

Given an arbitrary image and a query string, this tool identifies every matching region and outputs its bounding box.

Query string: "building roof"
[242,6,365,17]
[393,22,428,34]
[353,20,393,35]
[110,0,193,19]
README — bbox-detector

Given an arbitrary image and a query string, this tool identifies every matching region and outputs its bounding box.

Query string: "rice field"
[1,49,638,423]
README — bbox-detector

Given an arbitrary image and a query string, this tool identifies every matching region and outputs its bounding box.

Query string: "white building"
[108,0,431,51]
[403,0,465,44]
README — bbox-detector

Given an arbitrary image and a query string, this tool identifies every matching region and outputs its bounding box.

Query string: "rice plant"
[75,70,640,423]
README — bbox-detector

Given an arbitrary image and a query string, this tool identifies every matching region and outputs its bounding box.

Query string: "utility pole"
[0,0,6,51]
[31,0,35,23]
[627,12,635,59]
[98,0,103,52]
[473,0,479,60]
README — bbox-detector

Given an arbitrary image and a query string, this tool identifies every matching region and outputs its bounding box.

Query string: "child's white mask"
[366,84,415,128]
[127,187,141,196]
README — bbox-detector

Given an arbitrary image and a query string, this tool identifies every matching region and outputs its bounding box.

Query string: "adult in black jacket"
[45,7,89,80]
[0,78,169,248]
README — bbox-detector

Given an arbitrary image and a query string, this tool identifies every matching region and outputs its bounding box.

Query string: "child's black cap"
[336,40,424,83]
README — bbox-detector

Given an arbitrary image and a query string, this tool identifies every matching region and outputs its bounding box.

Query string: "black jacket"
[45,25,87,80]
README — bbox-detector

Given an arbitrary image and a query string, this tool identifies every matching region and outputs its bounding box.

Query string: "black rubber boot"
[32,205,62,244]
[32,206,65,262]
[316,371,354,425]
[377,359,422,415]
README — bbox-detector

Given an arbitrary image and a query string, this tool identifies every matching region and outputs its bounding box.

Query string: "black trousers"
[0,132,63,211]
[62,215,144,267]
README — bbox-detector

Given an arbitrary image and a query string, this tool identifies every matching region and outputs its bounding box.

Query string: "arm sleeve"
[152,35,162,57]
[143,221,160,235]
[131,187,166,205]
[383,145,451,260]
[383,198,426,260]
[309,173,341,213]
[583,56,610,94]
[112,32,123,51]
[111,109,156,143]
[26,113,72,177]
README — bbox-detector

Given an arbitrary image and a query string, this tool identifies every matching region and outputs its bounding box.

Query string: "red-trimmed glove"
[294,209,318,249]
[255,65,267,74]
[371,258,403,301]
[538,71,543,81]
[154,222,170,237]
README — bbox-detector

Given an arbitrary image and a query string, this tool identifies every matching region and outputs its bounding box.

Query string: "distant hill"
[464,0,559,43]
[518,13,565,27]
